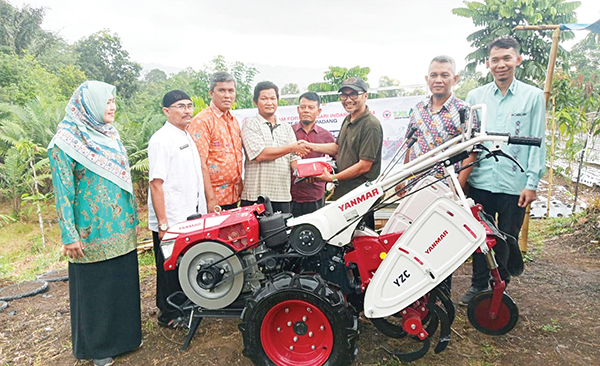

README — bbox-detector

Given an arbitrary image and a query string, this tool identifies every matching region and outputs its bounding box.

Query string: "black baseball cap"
[338,77,368,93]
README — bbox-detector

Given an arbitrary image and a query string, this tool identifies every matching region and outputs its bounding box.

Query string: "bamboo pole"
[512,25,561,252]
[543,28,562,107]
[547,96,557,218]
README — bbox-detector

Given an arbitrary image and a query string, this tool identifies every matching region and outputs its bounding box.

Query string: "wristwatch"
[332,173,339,187]
[159,223,168,231]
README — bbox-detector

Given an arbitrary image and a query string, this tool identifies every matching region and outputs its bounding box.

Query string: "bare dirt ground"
[1,216,598,366]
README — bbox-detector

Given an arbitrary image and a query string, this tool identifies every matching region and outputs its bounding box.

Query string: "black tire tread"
[37,268,69,282]
[467,291,519,335]
[0,280,49,301]
[239,272,358,366]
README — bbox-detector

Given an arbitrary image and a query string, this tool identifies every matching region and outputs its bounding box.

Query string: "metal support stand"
[166,291,246,352]
[181,310,203,351]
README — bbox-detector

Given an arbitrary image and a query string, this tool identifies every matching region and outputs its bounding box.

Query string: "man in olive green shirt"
[308,77,383,228]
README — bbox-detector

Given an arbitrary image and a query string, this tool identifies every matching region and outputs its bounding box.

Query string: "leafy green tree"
[0,97,59,217]
[281,83,300,96]
[0,120,50,216]
[455,68,483,100]
[452,0,579,84]
[144,69,167,84]
[551,33,600,187]
[116,113,165,202]
[75,30,142,99]
[377,76,402,98]
[55,64,88,99]
[551,69,599,209]
[14,139,49,241]
[0,52,64,105]
[0,146,27,214]
[0,96,63,148]
[36,38,82,74]
[0,0,48,56]
[280,83,300,105]
[569,33,600,80]
[308,65,371,102]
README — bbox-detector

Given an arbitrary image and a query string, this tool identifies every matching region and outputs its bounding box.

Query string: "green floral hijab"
[48,81,133,194]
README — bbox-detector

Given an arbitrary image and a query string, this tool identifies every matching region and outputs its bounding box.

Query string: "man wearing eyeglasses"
[310,77,383,229]
[148,90,210,329]
[187,72,243,212]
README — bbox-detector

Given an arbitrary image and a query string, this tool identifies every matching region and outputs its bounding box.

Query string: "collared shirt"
[187,101,243,206]
[334,107,383,199]
[466,78,546,195]
[241,114,299,202]
[291,123,336,203]
[407,94,478,178]
[148,122,207,232]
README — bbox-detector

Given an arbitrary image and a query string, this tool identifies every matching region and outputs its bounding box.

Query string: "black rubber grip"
[508,135,542,147]
[406,136,418,149]
[406,126,417,140]
[459,108,467,124]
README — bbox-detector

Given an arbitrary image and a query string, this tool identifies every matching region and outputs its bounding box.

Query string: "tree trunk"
[29,160,45,247]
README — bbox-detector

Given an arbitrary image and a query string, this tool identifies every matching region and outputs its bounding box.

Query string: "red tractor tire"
[239,272,358,366]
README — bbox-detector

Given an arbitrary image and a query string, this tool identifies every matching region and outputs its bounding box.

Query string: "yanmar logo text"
[425,230,448,254]
[338,188,380,212]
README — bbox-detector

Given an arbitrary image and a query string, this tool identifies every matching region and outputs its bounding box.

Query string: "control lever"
[406,125,417,140]
[406,136,418,149]
[459,108,466,125]
[479,145,525,172]
[492,150,525,172]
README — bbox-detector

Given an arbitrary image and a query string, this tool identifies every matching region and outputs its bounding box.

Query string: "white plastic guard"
[364,197,486,318]
[381,176,452,235]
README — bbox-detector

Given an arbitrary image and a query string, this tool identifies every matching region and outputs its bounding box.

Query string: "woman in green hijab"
[49,81,142,366]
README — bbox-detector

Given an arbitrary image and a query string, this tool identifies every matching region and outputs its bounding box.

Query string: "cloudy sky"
[12,0,600,89]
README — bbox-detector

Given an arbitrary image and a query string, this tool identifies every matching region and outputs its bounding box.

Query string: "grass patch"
[480,342,501,361]
[139,250,156,278]
[0,219,64,283]
[138,251,155,266]
[538,210,587,238]
[541,318,562,333]
[0,201,157,283]
[525,219,547,261]
[525,209,588,261]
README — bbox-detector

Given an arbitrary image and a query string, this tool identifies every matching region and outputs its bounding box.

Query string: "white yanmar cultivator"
[159,104,540,365]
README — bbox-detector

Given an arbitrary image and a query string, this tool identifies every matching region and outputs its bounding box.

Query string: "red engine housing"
[163,205,265,271]
[344,231,402,292]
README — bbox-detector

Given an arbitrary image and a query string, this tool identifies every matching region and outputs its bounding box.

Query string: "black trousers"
[469,187,526,289]
[241,200,291,214]
[153,231,183,320]
[291,197,325,217]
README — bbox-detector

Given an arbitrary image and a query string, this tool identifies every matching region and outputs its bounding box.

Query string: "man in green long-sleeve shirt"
[460,36,546,306]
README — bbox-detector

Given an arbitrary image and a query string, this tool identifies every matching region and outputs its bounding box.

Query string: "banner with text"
[231,95,425,170]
